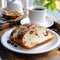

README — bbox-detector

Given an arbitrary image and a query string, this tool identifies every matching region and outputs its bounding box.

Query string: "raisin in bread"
[10,24,54,49]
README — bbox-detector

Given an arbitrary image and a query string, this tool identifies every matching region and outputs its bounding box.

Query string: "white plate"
[1,28,60,54]
[21,17,54,28]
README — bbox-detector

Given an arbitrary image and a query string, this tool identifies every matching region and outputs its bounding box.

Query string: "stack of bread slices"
[10,24,54,49]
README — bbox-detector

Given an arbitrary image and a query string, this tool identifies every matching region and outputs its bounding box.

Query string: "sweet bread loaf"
[10,24,54,49]
[2,10,21,19]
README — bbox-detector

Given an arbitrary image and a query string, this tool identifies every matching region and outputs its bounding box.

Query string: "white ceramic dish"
[38,17,54,27]
[21,17,54,28]
[1,28,60,54]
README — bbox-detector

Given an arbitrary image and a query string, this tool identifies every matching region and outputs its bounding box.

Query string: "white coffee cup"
[29,6,46,24]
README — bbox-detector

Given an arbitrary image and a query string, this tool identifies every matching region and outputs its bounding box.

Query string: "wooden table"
[0,23,60,60]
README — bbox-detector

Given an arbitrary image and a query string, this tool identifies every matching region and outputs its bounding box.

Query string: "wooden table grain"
[0,25,60,60]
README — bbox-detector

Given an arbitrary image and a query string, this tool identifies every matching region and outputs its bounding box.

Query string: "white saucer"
[38,17,54,27]
[20,17,54,27]
[1,28,60,54]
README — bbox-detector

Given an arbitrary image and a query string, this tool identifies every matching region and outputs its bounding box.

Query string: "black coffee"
[32,8,44,10]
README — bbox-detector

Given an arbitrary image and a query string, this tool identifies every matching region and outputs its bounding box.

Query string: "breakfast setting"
[0,0,60,60]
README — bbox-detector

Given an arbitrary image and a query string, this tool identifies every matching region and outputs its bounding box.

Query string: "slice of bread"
[10,24,54,49]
